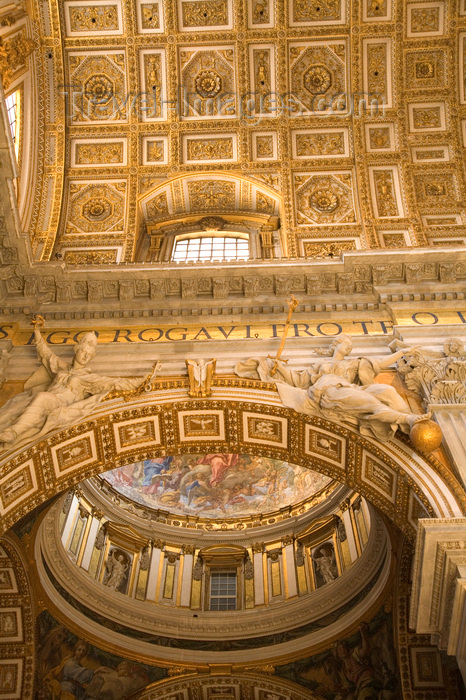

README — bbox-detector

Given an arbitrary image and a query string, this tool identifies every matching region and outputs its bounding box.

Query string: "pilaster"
[431,407,466,488]
[410,518,466,684]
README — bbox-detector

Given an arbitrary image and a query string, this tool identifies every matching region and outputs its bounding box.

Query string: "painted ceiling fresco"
[102,453,332,519]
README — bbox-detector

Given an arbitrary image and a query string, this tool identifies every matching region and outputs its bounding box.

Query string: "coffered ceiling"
[26,0,466,263]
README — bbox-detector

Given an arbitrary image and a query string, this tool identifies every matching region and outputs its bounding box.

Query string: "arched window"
[5,90,21,160]
[172,233,249,263]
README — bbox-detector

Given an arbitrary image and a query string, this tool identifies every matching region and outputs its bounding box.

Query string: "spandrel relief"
[235,335,431,442]
[36,610,166,698]
[0,319,160,453]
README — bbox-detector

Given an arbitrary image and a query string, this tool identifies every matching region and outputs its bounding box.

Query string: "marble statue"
[0,318,159,452]
[235,335,429,441]
[314,546,338,584]
[103,550,129,591]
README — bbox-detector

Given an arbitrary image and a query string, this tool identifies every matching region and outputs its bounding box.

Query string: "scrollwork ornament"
[396,338,466,406]
[192,555,203,580]
[95,521,107,550]
[139,544,152,571]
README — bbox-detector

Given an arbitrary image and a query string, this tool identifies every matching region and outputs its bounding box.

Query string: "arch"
[135,671,317,699]
[0,12,40,238]
[34,495,392,666]
[136,171,284,261]
[138,170,283,212]
[0,533,36,699]
[0,383,464,535]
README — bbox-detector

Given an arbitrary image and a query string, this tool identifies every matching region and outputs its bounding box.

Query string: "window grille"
[5,92,17,142]
[209,571,237,610]
[172,236,249,263]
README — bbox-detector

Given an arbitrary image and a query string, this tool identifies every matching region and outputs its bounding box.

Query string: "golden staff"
[267,295,299,376]
[30,314,45,329]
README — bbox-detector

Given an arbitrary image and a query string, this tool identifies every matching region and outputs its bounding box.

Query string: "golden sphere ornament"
[409,419,443,453]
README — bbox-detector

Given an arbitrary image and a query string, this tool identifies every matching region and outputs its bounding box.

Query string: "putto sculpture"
[0,316,159,452]
[235,335,431,442]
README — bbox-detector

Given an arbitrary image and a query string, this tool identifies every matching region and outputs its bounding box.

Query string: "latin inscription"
[0,310,464,346]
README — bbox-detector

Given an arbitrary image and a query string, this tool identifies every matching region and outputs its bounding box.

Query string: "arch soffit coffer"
[0,384,464,535]
[138,171,283,220]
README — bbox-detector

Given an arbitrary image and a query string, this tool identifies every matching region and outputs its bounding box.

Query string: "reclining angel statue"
[0,318,159,452]
[235,335,429,441]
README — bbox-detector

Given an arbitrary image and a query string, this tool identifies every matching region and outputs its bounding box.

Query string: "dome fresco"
[101,453,332,519]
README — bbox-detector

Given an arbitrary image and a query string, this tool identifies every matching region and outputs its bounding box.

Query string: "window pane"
[210,572,237,610]
[5,92,17,142]
[172,236,248,263]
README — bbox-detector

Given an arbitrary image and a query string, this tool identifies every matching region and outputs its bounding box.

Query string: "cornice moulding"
[0,250,466,313]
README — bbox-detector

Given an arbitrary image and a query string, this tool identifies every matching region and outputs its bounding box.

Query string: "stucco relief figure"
[0,318,159,452]
[235,335,429,441]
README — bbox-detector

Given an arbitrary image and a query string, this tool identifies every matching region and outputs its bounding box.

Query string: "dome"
[32,463,390,670]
